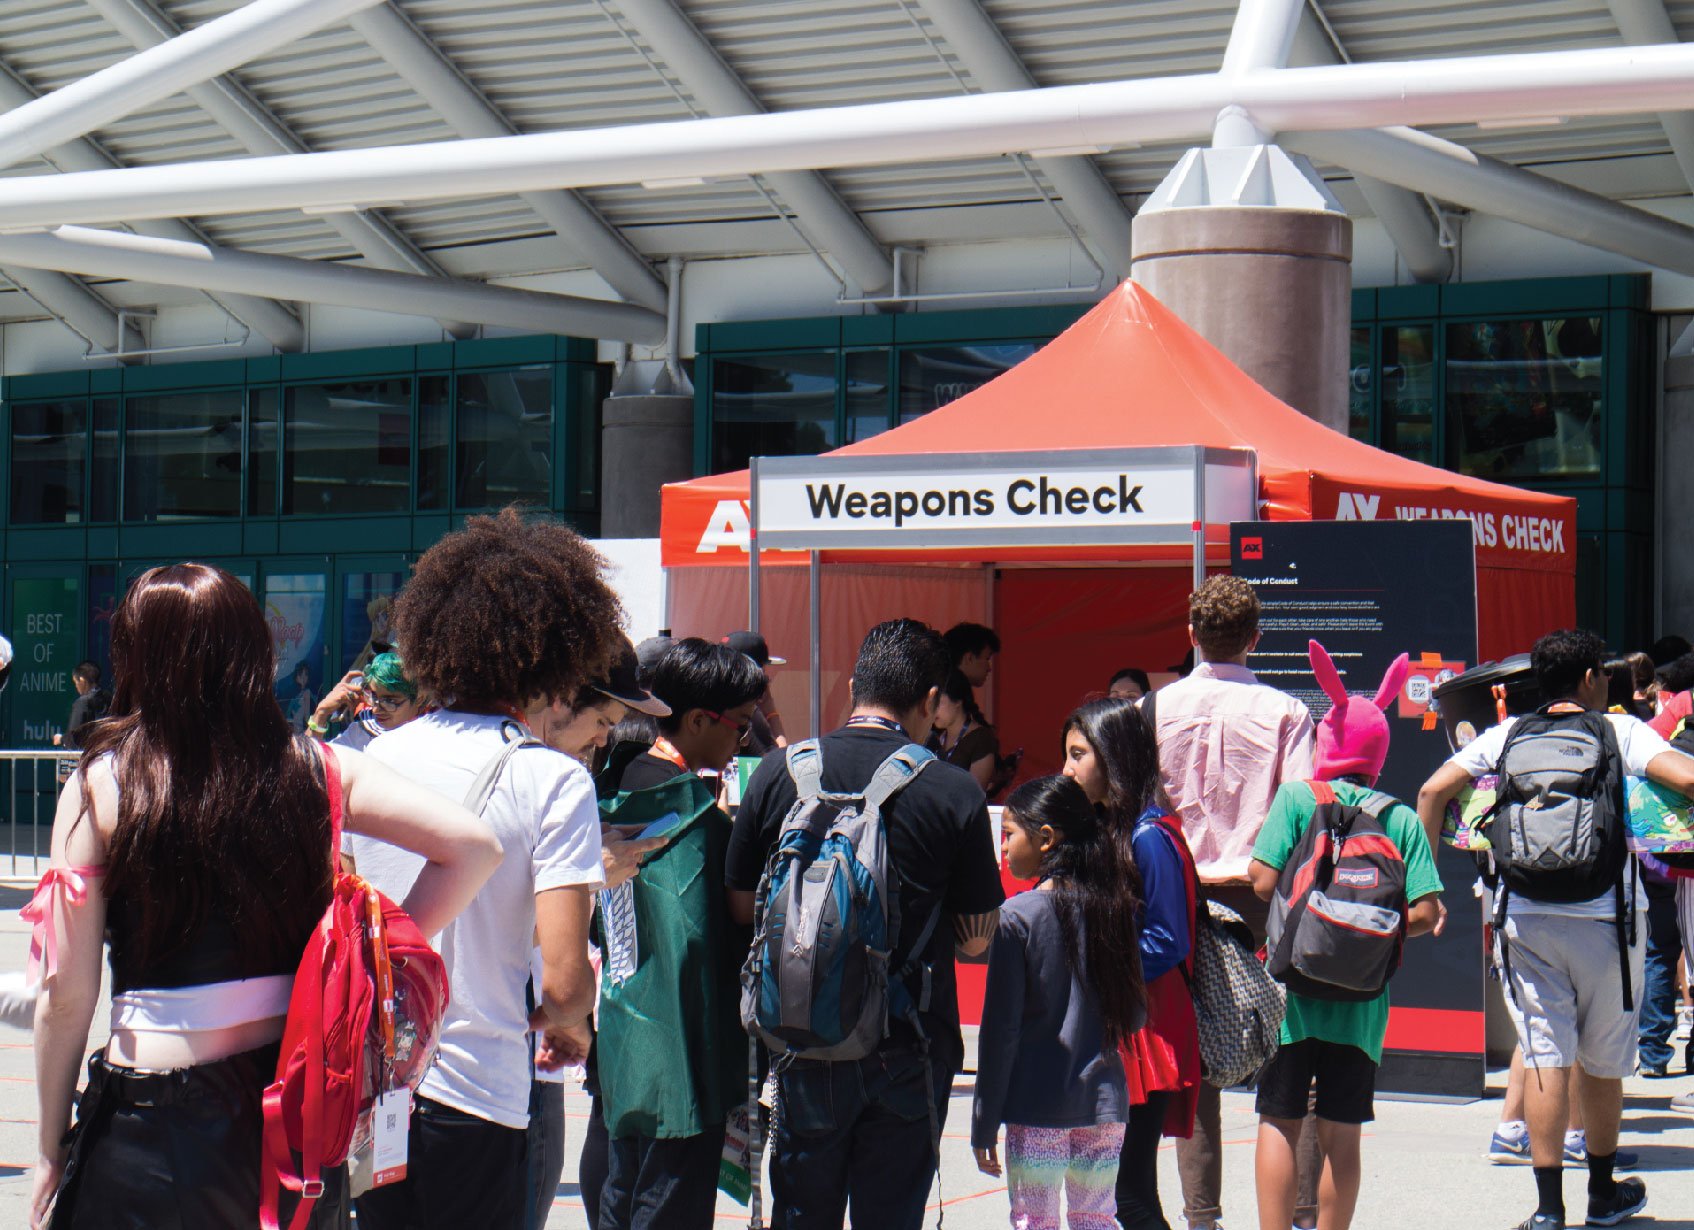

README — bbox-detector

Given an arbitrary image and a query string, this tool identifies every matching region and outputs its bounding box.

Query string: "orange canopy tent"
[661,280,1574,772]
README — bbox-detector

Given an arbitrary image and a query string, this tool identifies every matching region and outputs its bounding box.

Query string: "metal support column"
[809,551,822,739]
[748,457,762,634]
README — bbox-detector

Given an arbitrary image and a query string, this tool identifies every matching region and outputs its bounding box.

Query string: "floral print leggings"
[1004,1122,1126,1230]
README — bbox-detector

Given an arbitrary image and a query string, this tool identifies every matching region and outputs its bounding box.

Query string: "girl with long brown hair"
[29,564,502,1229]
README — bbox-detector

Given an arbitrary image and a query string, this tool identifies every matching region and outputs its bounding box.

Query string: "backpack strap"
[1307,779,1337,807]
[784,739,824,802]
[862,743,935,816]
[464,724,542,814]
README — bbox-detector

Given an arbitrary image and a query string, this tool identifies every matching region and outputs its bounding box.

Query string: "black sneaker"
[1586,1177,1648,1226]
[1514,1215,1564,1230]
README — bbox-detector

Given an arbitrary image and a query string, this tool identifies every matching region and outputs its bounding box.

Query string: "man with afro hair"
[349,508,626,1230]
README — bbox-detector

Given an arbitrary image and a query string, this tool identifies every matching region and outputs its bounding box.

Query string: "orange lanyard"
[651,737,691,772]
[366,890,397,1066]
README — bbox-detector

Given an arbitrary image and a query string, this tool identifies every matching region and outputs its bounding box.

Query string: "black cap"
[592,640,672,717]
[724,630,786,668]
[633,636,675,686]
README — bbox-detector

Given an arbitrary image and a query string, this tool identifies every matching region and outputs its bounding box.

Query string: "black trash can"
[1430,654,1541,752]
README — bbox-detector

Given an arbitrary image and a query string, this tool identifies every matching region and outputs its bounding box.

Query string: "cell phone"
[348,673,364,688]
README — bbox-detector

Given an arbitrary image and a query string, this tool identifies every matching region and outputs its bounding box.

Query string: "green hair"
[365,651,416,699]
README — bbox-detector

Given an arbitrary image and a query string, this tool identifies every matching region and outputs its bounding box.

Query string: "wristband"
[307,717,329,736]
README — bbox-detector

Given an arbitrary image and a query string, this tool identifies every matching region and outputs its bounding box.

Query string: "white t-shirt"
[1450,711,1669,918]
[351,710,603,1128]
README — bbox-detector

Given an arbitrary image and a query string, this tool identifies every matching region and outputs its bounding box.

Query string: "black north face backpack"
[1266,781,1410,1003]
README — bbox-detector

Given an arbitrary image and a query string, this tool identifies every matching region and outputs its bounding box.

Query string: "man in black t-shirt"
[726,619,1004,1230]
[55,661,109,750]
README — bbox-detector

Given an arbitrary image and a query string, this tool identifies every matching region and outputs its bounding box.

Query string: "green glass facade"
[0,334,607,747]
[695,274,1655,649]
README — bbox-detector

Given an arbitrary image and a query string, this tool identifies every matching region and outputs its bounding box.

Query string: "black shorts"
[1254,1038,1377,1125]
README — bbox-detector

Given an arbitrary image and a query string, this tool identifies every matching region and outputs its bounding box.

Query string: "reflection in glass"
[845,351,892,443]
[10,400,85,524]
[124,390,244,521]
[418,375,449,512]
[264,572,327,733]
[342,571,404,672]
[90,399,120,523]
[457,368,553,509]
[712,352,837,473]
[284,379,412,515]
[1382,326,1437,465]
[249,389,278,516]
[1446,317,1603,479]
[898,344,1035,423]
[1348,328,1372,442]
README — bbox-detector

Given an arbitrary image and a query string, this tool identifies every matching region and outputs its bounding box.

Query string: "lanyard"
[846,715,905,736]
[651,737,691,771]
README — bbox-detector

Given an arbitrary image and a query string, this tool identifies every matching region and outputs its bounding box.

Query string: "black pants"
[1116,1091,1172,1230]
[769,1048,951,1230]
[597,1129,722,1230]
[579,1095,611,1230]
[50,1045,349,1230]
[354,1096,527,1230]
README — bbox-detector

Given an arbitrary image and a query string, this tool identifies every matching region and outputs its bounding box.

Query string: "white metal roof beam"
[912,0,1132,278]
[1289,4,1450,282]
[0,60,304,351]
[1212,0,1306,146]
[4,43,1694,229]
[607,0,892,292]
[4,267,143,355]
[82,0,479,339]
[1604,0,1694,194]
[346,3,667,312]
[0,226,666,343]
[0,0,385,171]
[1284,126,1694,278]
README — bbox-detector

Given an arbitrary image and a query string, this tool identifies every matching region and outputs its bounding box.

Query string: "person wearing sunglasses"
[593,638,766,1230]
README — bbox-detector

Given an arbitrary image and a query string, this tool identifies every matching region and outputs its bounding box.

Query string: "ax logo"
[1334,491,1381,520]
[1240,537,1264,560]
[696,499,751,554]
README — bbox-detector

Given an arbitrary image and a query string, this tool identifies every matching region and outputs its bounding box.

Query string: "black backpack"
[1487,707,1636,1007]
[1265,781,1410,1003]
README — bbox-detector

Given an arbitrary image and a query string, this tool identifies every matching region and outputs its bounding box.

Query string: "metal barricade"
[0,749,80,885]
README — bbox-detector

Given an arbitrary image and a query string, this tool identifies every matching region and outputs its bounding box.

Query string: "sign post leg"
[808,551,821,739]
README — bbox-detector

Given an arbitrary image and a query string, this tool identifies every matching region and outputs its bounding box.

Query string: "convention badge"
[371,1087,411,1187]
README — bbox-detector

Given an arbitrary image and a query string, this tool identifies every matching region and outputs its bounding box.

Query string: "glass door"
[334,555,410,674]
[259,559,330,734]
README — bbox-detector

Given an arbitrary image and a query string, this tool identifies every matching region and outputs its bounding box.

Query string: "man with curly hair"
[348,508,626,1230]
[1142,574,1318,1230]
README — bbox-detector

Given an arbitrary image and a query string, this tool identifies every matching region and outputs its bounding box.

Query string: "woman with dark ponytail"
[972,774,1142,1228]
[1064,698,1202,1230]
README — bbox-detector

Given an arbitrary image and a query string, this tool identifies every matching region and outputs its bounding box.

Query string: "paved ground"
[0,883,1690,1229]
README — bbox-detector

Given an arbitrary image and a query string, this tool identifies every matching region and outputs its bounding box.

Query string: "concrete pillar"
[600,394,694,538]
[1131,207,1353,432]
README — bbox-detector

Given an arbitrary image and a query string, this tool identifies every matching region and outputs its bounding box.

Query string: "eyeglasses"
[367,691,412,712]
[703,709,753,738]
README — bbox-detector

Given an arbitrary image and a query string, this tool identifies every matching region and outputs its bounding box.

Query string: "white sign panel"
[752,446,1256,551]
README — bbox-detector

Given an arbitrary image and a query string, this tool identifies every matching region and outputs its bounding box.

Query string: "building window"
[418,375,450,512]
[249,388,279,516]
[9,399,86,525]
[898,344,1035,424]
[711,351,837,473]
[456,367,552,509]
[123,390,244,521]
[90,399,119,523]
[283,379,413,516]
[845,350,892,444]
[1382,326,1437,466]
[341,570,403,672]
[1446,317,1603,480]
[1348,328,1372,442]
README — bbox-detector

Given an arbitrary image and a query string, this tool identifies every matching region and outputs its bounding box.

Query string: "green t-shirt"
[1250,780,1444,1064]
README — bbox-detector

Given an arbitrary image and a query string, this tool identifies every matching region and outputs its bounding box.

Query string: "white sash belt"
[110,974,294,1034]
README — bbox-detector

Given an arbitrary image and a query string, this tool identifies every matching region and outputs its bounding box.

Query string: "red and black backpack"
[1265,780,1409,1003]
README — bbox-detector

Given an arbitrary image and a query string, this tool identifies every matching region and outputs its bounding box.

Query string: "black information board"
[1232,519,1484,1099]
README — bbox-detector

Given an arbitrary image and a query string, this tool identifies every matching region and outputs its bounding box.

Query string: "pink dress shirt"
[1147,661,1315,884]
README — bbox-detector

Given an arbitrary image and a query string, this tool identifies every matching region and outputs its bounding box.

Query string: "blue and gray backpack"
[739,739,938,1060]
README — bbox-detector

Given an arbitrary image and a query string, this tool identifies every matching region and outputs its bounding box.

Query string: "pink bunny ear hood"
[1309,640,1410,783]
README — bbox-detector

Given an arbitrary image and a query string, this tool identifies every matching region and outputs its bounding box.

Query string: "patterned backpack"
[1190,899,1285,1088]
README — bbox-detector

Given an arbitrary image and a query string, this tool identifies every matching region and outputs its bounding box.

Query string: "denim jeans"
[355,1096,527,1230]
[769,1047,952,1230]
[597,1129,723,1230]
[524,1079,566,1230]
[1639,878,1684,1071]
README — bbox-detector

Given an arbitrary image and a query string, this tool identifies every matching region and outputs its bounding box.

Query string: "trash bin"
[1430,655,1541,752]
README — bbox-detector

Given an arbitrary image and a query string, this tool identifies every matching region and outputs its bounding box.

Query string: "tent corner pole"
[809,551,821,739]
[748,457,762,633]
[1192,449,1208,591]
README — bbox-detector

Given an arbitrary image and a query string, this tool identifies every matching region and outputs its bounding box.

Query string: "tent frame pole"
[1192,451,1207,592]
[749,456,762,635]
[809,551,822,738]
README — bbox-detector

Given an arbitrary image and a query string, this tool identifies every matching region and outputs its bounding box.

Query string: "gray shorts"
[1496,909,1647,1079]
